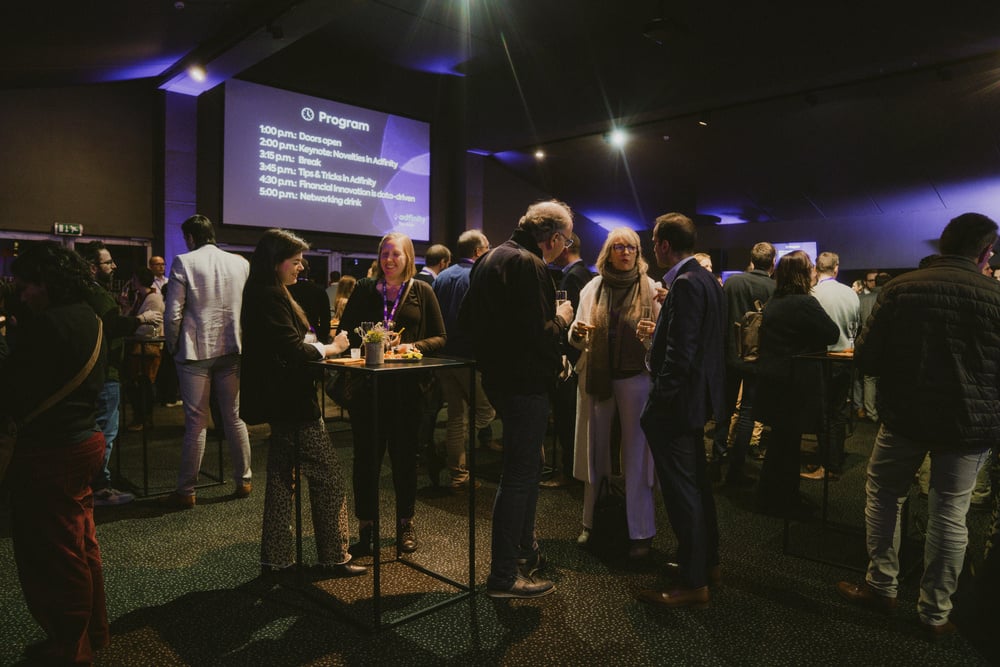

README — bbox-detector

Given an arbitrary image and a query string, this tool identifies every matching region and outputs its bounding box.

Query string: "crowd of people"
[1,206,998,661]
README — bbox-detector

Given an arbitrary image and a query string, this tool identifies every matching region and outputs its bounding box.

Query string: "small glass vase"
[364,341,384,366]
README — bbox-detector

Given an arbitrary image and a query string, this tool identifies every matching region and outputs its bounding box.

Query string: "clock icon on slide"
[301,107,315,121]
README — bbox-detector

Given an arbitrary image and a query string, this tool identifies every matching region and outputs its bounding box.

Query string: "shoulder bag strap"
[23,315,103,425]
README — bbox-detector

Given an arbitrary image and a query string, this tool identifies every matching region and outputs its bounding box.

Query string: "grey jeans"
[864,425,989,625]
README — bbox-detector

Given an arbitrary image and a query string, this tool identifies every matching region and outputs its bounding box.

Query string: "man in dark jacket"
[713,241,775,485]
[638,212,726,609]
[837,212,1000,639]
[461,199,575,599]
[542,233,593,488]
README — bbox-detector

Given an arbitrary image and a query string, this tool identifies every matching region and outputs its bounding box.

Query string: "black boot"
[397,519,418,553]
[349,523,374,557]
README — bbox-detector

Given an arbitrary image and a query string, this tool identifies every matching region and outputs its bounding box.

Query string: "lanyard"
[381,279,407,327]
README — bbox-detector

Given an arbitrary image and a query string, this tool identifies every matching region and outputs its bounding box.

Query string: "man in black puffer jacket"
[837,212,1000,640]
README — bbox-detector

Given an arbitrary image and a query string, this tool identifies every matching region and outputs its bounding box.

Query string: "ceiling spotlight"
[609,128,628,148]
[187,64,207,83]
[697,117,709,127]
[534,149,545,160]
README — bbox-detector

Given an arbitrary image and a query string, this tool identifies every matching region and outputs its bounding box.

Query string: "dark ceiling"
[5,0,1000,229]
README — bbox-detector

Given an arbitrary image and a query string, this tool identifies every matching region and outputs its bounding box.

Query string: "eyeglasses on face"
[99,259,116,266]
[553,231,574,248]
[611,244,637,254]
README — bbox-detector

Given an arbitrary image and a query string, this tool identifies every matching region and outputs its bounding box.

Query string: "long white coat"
[569,275,660,486]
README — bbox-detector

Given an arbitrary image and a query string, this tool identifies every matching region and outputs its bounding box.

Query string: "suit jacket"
[165,244,249,362]
[641,258,726,439]
[559,260,594,365]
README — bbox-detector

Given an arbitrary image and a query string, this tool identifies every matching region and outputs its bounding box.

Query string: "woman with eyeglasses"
[753,250,838,518]
[568,227,659,559]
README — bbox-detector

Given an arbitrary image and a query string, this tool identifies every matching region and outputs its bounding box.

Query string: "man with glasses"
[79,241,162,506]
[462,199,575,598]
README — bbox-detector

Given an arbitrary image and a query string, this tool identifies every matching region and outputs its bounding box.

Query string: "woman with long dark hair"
[754,250,838,517]
[569,227,659,558]
[240,228,365,577]
[337,232,446,555]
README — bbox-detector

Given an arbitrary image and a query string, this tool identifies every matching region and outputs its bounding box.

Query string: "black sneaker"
[486,574,555,599]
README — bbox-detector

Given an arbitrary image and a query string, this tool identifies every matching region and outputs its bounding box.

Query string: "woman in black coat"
[754,250,838,516]
[240,228,365,578]
[337,232,446,556]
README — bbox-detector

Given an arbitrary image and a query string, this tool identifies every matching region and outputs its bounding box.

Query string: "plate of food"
[384,349,424,362]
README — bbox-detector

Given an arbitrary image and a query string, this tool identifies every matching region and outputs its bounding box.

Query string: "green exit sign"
[53,222,83,236]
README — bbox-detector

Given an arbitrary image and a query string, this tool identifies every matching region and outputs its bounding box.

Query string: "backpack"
[735,299,764,363]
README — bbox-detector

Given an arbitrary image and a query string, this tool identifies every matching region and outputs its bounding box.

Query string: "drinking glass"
[555,290,568,307]
[638,306,654,342]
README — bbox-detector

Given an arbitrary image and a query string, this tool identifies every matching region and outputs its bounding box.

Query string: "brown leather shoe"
[539,473,573,489]
[637,586,710,609]
[836,581,897,613]
[664,561,723,587]
[920,619,957,640]
[235,482,252,498]
[160,492,195,510]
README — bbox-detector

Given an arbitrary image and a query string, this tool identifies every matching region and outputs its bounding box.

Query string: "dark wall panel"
[0,81,155,237]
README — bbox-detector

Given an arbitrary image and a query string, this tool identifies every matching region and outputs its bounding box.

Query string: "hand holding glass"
[555,290,568,307]
[637,306,655,342]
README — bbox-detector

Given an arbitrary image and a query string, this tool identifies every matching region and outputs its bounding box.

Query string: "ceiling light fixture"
[609,128,628,148]
[534,149,545,160]
[187,64,207,82]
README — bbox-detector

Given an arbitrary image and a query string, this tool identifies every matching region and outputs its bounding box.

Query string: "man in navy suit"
[637,212,726,609]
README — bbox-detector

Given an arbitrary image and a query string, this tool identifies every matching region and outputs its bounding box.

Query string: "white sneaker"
[94,487,135,506]
[576,527,591,546]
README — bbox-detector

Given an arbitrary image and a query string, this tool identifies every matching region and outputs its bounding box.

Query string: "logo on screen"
[301,107,315,121]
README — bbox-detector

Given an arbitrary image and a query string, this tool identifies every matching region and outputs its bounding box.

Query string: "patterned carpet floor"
[0,399,995,666]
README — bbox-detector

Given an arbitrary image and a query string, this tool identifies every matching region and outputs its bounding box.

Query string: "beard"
[96,270,112,288]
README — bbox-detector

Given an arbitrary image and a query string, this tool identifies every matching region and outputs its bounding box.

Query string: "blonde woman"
[337,233,446,555]
[569,227,659,559]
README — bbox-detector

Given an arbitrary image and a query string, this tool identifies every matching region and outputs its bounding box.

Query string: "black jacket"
[855,255,1000,450]
[1,302,106,445]
[461,228,567,397]
[753,293,838,428]
[722,268,775,369]
[240,285,323,425]
[559,260,594,365]
[337,277,446,353]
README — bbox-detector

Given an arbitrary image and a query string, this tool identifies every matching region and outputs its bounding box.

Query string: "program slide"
[223,79,430,240]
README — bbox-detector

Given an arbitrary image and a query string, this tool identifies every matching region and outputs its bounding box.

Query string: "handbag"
[587,476,629,556]
[0,316,103,482]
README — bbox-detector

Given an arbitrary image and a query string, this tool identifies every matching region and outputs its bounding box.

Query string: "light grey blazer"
[165,244,250,362]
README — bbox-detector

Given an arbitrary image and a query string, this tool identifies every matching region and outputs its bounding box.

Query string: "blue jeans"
[487,392,548,588]
[864,425,989,625]
[93,381,121,489]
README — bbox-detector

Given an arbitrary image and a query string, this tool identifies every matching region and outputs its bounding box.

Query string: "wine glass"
[847,320,859,347]
[637,305,655,342]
